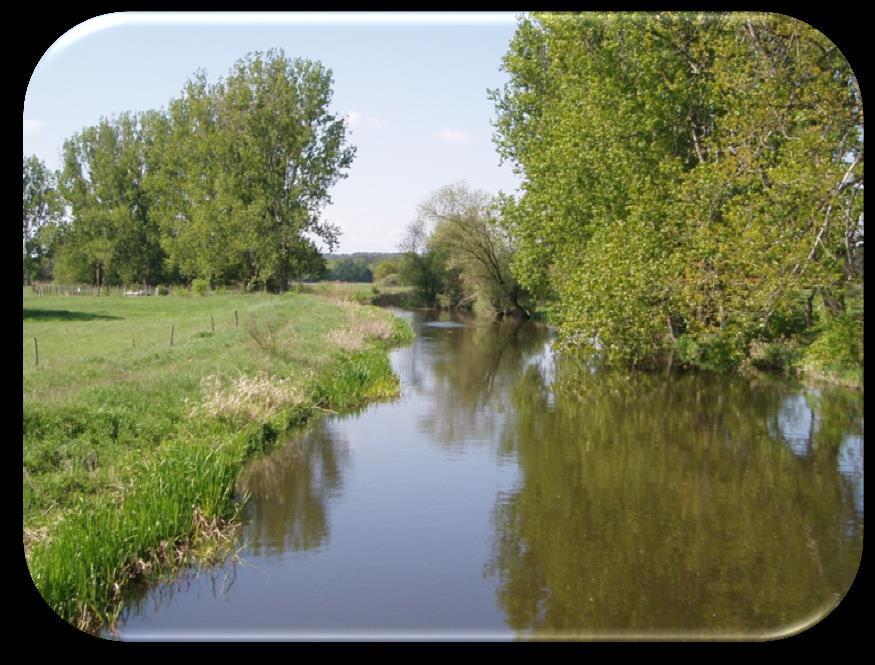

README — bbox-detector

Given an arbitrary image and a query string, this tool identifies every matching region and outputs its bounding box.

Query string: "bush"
[373,260,399,282]
[803,314,863,372]
[191,278,209,296]
[352,288,373,305]
[674,332,742,372]
[744,338,801,373]
[156,285,170,296]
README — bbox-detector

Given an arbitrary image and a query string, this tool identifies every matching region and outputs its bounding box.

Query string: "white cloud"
[23,118,44,136]
[345,110,387,129]
[437,128,471,143]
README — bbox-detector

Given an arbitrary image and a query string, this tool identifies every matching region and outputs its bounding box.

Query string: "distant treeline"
[321,253,405,283]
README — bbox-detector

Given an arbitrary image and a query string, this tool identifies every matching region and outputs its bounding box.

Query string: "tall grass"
[23,290,413,632]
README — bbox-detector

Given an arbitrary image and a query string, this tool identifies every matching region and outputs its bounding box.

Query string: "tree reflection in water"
[236,419,351,558]
[486,357,863,638]
[415,313,548,451]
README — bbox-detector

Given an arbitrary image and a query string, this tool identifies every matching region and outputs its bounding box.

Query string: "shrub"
[156,285,170,296]
[745,338,801,373]
[353,288,373,305]
[803,314,863,372]
[674,332,742,372]
[191,278,209,296]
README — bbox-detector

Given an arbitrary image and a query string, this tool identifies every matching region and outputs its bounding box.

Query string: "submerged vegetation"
[23,290,411,631]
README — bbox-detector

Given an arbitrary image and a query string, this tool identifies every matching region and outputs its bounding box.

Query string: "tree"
[58,113,164,290]
[424,183,533,317]
[218,50,353,291]
[398,217,456,308]
[329,257,373,282]
[491,13,863,368]
[54,51,354,292]
[22,156,62,283]
[144,73,236,285]
[372,259,399,282]
[145,51,354,290]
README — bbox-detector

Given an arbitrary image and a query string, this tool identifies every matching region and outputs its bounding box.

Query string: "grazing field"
[23,289,412,631]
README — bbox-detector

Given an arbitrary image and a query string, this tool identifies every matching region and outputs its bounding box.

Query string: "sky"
[23,12,524,254]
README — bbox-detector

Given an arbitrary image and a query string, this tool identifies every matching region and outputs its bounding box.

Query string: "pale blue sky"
[23,12,524,253]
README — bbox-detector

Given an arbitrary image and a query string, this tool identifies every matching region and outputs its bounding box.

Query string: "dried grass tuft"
[327,312,396,351]
[194,373,305,422]
[327,328,367,351]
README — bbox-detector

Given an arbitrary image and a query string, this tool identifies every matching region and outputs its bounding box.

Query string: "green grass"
[23,288,412,631]
[294,280,414,306]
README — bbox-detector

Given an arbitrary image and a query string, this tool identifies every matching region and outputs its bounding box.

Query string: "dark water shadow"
[24,308,123,322]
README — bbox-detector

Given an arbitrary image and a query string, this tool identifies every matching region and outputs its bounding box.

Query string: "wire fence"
[29,283,159,297]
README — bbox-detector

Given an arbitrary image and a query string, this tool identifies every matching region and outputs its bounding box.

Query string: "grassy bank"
[23,289,412,631]
[294,280,415,308]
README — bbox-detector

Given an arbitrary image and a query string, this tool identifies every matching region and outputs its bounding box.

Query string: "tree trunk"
[805,291,815,327]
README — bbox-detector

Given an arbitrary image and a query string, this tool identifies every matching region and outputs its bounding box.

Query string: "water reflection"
[115,561,240,632]
[113,310,863,639]
[414,312,547,451]
[838,434,864,518]
[236,421,350,557]
[486,356,864,638]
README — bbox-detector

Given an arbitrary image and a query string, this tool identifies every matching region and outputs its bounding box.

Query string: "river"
[110,309,864,640]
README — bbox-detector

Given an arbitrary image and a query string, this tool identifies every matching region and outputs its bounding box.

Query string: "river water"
[112,310,863,640]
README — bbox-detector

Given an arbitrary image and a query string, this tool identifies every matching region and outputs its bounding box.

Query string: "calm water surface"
[112,310,863,640]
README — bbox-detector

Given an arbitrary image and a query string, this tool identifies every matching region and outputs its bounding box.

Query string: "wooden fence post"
[211,314,215,333]
[170,325,175,348]
[235,310,239,328]
[33,338,39,367]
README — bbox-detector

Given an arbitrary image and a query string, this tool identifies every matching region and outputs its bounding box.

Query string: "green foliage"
[744,338,802,373]
[58,113,165,289]
[50,50,354,292]
[397,184,533,315]
[425,183,533,317]
[803,314,864,374]
[329,257,373,282]
[673,332,743,372]
[23,156,63,283]
[398,248,451,308]
[190,277,209,296]
[372,259,399,282]
[377,273,401,287]
[492,13,863,372]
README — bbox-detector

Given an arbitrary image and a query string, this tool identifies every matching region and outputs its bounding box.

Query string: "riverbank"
[23,290,412,632]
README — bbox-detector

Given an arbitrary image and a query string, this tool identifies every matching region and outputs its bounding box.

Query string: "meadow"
[23,288,412,631]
